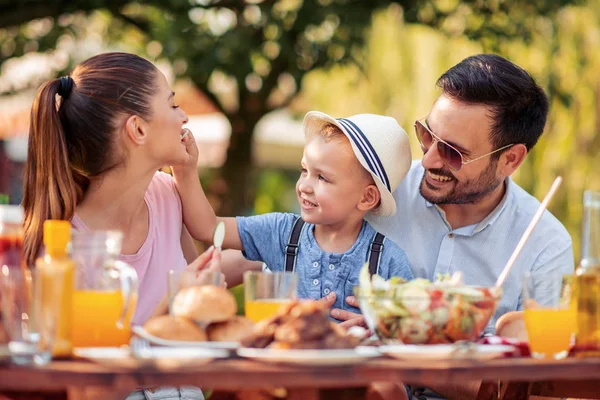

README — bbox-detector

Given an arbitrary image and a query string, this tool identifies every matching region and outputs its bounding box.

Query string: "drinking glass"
[1,266,64,365]
[523,272,575,359]
[243,271,297,322]
[167,269,224,314]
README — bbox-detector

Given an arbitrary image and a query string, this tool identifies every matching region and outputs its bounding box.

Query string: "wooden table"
[1,356,600,400]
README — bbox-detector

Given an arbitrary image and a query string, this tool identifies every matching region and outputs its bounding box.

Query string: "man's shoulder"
[365,161,424,237]
[508,180,571,243]
[363,222,406,254]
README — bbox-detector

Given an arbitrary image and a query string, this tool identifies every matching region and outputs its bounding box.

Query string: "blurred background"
[0,0,599,259]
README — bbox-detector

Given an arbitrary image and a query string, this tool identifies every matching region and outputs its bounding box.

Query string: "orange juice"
[245,299,290,322]
[72,290,136,347]
[524,308,575,358]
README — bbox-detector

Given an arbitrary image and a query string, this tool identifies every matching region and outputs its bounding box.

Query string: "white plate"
[0,345,10,362]
[132,325,238,350]
[379,344,515,361]
[237,346,380,366]
[74,346,228,369]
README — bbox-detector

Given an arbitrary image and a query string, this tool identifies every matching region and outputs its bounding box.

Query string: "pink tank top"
[71,172,188,325]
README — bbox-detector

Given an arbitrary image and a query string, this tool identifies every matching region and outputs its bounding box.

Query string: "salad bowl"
[356,265,499,344]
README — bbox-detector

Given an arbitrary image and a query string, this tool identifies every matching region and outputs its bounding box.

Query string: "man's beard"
[419,159,503,205]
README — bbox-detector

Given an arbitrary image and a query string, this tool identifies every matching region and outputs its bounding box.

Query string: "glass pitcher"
[70,230,138,347]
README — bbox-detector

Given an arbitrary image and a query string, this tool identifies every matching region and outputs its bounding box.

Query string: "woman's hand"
[186,246,227,288]
[171,128,199,178]
[150,246,227,318]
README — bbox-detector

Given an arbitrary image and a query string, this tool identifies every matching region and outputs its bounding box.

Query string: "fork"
[130,336,152,359]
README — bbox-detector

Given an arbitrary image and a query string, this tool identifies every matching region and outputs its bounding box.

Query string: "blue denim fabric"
[237,213,414,313]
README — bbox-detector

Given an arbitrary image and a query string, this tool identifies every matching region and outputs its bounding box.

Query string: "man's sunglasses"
[414,119,514,171]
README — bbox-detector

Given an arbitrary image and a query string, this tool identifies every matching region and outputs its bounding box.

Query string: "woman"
[22,52,212,399]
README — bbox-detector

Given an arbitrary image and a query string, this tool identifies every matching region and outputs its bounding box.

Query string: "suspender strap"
[368,232,385,276]
[284,217,306,272]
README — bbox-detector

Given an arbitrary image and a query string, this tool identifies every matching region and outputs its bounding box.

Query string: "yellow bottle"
[36,220,74,358]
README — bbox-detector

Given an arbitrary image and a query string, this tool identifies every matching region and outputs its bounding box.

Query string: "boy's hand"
[332,295,368,330]
[171,128,199,178]
[317,293,369,330]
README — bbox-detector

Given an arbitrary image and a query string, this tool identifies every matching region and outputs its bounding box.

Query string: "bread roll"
[172,285,237,323]
[143,315,207,341]
[207,316,255,342]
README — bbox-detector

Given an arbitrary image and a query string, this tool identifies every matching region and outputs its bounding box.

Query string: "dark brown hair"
[437,54,549,153]
[23,52,158,265]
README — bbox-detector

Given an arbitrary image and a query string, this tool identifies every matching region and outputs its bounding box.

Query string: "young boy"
[173,111,414,314]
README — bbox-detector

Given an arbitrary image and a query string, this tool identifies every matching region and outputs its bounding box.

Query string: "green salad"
[357,263,499,344]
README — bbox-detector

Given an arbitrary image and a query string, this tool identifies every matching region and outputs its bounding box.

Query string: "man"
[325,54,574,332]
[324,54,574,400]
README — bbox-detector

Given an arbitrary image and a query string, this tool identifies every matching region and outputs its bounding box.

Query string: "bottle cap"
[0,205,24,224]
[43,220,71,253]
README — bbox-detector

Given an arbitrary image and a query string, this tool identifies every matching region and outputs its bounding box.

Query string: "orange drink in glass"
[71,290,136,347]
[71,231,138,348]
[243,271,297,322]
[245,299,290,322]
[523,273,574,359]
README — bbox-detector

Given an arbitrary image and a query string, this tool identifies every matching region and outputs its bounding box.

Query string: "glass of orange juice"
[243,271,297,322]
[523,272,574,359]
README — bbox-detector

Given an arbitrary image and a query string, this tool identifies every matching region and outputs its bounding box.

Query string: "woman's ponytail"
[22,80,79,265]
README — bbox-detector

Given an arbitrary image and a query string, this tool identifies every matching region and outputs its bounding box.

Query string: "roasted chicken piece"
[241,300,359,349]
[240,316,278,348]
[274,305,329,343]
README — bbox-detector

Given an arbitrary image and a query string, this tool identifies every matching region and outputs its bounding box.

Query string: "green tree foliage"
[300,2,600,258]
[0,0,580,216]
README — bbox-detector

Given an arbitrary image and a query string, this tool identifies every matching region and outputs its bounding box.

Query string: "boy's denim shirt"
[237,212,414,314]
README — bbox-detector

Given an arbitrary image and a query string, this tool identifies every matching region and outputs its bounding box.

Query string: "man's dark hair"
[436,54,549,153]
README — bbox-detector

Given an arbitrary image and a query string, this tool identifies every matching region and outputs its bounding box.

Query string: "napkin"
[478,336,531,357]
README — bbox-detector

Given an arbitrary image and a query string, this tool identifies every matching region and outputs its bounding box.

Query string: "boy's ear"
[358,184,380,212]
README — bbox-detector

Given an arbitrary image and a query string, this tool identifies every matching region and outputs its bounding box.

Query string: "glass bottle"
[573,190,600,357]
[0,205,24,347]
[0,205,24,269]
[35,220,75,357]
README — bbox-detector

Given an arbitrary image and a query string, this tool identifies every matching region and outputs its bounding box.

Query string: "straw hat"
[303,111,411,216]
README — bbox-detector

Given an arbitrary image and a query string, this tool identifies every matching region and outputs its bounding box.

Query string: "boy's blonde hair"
[319,123,346,142]
[314,123,374,183]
